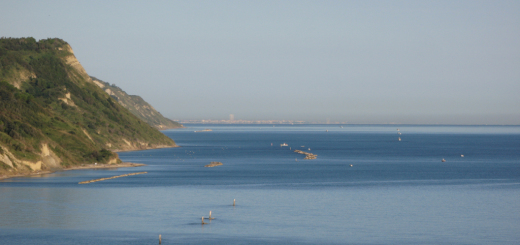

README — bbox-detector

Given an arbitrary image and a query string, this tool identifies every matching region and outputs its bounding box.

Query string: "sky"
[1,0,519,124]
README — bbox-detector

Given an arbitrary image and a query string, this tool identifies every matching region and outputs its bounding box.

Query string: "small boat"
[461,155,464,157]
[326,130,328,132]
[398,137,401,141]
[398,132,401,135]
[308,148,311,151]
[280,143,288,147]
[442,158,446,162]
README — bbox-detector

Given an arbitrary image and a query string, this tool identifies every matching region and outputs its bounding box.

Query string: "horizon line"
[175,121,520,126]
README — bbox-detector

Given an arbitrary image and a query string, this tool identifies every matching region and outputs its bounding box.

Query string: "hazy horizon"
[176,113,520,125]
[1,1,519,124]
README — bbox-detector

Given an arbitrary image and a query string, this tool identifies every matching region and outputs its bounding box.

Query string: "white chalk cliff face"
[0,144,62,173]
[63,44,92,83]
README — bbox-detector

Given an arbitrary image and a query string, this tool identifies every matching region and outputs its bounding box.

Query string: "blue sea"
[1,124,520,244]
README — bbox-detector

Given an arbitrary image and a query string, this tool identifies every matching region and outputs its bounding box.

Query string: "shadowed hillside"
[91,77,183,130]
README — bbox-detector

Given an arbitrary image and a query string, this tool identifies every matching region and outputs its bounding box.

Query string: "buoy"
[233,199,235,206]
[461,155,464,157]
[350,164,353,167]
[159,234,161,244]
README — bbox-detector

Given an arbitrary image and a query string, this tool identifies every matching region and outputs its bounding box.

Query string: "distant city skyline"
[1,1,519,124]
[175,114,518,125]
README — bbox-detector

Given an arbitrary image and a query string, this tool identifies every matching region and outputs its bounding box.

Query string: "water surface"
[1,124,519,244]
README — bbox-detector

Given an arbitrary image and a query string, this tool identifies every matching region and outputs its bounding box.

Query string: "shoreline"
[0,162,146,180]
[0,144,173,181]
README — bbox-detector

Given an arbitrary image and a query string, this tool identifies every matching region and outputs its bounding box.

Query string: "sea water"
[1,124,519,244]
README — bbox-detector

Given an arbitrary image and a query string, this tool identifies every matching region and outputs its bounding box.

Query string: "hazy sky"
[1,0,519,124]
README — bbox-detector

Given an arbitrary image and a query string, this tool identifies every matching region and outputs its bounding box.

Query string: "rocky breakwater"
[294,150,317,160]
[204,162,223,167]
[78,172,147,184]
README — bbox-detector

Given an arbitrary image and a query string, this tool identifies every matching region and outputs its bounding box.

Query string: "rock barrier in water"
[294,150,317,160]
[78,172,147,184]
[205,162,223,167]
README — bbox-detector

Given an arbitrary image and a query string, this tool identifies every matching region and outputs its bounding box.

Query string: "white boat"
[442,158,446,162]
[280,143,288,147]
[398,137,401,141]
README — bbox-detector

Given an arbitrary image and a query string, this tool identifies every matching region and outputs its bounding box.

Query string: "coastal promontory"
[0,37,177,178]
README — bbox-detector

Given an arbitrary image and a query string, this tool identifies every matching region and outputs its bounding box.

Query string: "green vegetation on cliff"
[0,37,176,176]
[91,77,183,130]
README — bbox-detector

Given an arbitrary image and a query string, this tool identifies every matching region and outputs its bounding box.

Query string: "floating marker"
[159,234,161,244]
[233,199,235,206]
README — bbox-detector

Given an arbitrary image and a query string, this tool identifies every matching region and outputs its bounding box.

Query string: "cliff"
[91,77,183,130]
[0,37,177,178]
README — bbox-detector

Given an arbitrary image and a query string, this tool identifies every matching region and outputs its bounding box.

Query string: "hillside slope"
[0,37,177,177]
[91,77,183,130]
